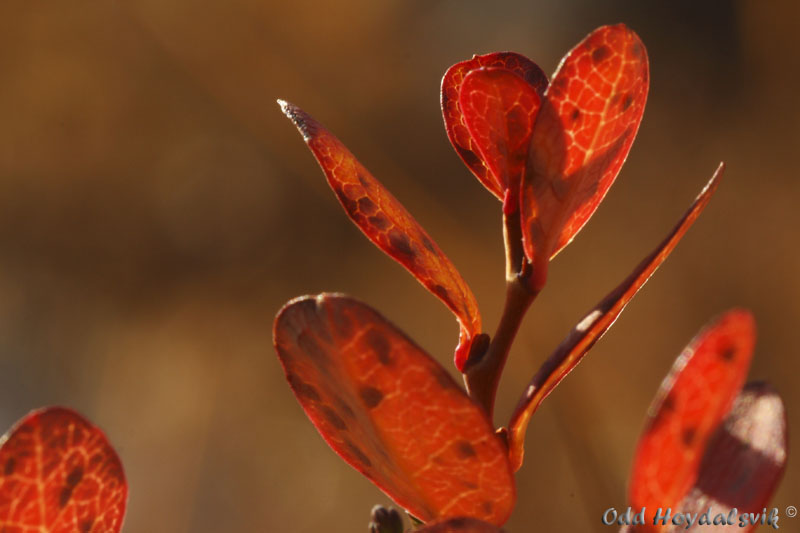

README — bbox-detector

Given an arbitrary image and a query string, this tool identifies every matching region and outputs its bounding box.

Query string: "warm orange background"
[0,2,797,532]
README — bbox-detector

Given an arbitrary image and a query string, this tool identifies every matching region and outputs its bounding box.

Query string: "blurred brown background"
[0,1,797,531]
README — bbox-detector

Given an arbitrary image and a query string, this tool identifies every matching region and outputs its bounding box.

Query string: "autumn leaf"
[0,407,127,533]
[521,24,649,288]
[279,101,483,370]
[273,294,515,525]
[441,52,547,201]
[507,163,723,471]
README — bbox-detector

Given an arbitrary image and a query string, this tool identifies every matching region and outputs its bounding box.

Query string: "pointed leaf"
[628,310,756,526]
[0,407,127,533]
[676,382,787,533]
[415,517,505,533]
[459,68,542,213]
[279,101,482,370]
[441,52,547,200]
[273,294,515,525]
[508,163,723,471]
[521,24,649,283]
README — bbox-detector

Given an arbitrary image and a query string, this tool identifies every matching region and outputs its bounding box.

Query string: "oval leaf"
[273,294,515,525]
[0,407,127,533]
[279,101,482,370]
[459,67,542,213]
[508,163,723,471]
[416,517,505,533]
[521,24,649,285]
[441,52,547,200]
[676,382,787,533]
[628,310,756,525]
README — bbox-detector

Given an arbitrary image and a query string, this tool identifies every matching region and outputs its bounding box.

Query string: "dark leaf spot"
[720,347,736,362]
[357,172,372,191]
[456,440,477,458]
[461,480,478,489]
[365,329,392,365]
[66,466,83,487]
[297,332,327,363]
[344,440,372,468]
[482,501,494,515]
[661,393,676,412]
[359,386,384,408]
[592,45,611,63]
[333,395,356,418]
[367,213,391,231]
[4,457,14,476]
[288,375,321,402]
[387,229,415,261]
[81,519,94,533]
[682,427,697,447]
[622,94,634,111]
[357,197,378,216]
[321,406,348,431]
[432,284,450,301]
[630,42,642,57]
[59,486,73,508]
[571,109,581,121]
[421,236,437,254]
[458,147,484,171]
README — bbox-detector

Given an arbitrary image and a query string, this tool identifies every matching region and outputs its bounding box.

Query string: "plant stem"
[465,210,538,421]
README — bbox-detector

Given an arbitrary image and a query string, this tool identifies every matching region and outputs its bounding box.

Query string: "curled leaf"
[0,407,127,533]
[415,517,505,533]
[442,52,547,200]
[508,163,724,471]
[273,294,515,525]
[521,24,649,287]
[628,310,757,525]
[279,101,482,370]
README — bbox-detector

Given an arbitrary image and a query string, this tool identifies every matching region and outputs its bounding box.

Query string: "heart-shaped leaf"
[442,52,547,201]
[521,24,649,286]
[458,68,542,213]
[507,163,723,471]
[279,101,482,370]
[675,382,787,533]
[0,407,127,533]
[628,310,757,525]
[415,517,505,533]
[273,294,515,525]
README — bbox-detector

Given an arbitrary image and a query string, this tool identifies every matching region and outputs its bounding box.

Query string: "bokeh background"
[0,1,797,531]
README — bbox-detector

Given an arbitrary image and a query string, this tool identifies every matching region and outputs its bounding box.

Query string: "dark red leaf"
[459,68,542,213]
[508,163,723,471]
[0,407,127,533]
[676,382,787,533]
[279,101,482,370]
[441,52,547,200]
[521,24,649,287]
[273,294,515,525]
[628,310,756,526]
[415,517,505,533]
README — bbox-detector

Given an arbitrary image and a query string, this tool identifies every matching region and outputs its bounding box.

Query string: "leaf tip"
[278,99,317,142]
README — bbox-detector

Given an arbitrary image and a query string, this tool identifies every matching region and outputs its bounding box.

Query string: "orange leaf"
[459,68,542,214]
[273,294,515,525]
[415,517,505,533]
[676,382,787,532]
[441,52,547,201]
[279,101,482,370]
[521,24,649,287]
[507,163,723,471]
[0,407,127,533]
[628,310,757,526]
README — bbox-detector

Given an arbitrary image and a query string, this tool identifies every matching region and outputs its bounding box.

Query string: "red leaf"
[0,407,127,533]
[677,382,787,533]
[415,517,505,533]
[459,68,542,214]
[521,24,649,287]
[628,311,756,526]
[507,163,723,471]
[273,294,515,525]
[441,52,547,201]
[279,101,482,370]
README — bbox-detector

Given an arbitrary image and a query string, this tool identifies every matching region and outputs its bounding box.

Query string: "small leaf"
[507,163,723,471]
[273,294,515,525]
[677,382,787,533]
[415,517,505,533]
[279,101,482,370]
[0,407,127,533]
[441,52,547,200]
[521,24,649,286]
[628,310,757,525]
[459,68,542,214]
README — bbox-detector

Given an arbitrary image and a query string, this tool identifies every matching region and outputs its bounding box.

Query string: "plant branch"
[465,210,538,421]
